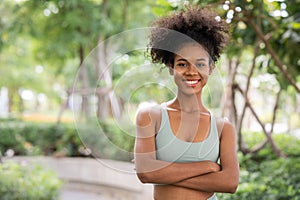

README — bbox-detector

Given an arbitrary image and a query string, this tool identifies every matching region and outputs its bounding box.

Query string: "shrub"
[218,132,300,200]
[0,161,62,200]
[0,119,135,161]
[0,121,83,157]
[218,157,300,200]
[241,131,300,161]
[77,118,135,161]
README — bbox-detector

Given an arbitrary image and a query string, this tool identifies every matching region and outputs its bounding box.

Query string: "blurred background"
[0,0,299,199]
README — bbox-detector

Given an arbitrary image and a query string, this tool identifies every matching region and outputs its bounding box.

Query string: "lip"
[183,79,201,87]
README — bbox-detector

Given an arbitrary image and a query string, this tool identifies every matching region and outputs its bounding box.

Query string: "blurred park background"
[0,0,300,199]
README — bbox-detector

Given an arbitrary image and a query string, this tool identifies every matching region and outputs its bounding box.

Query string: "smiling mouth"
[183,79,201,87]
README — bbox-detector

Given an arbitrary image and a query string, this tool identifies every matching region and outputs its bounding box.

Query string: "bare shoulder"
[215,117,235,139]
[136,102,161,127]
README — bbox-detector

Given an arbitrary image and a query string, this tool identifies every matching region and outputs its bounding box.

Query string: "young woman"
[134,6,239,200]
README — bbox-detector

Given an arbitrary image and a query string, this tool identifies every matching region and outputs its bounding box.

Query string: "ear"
[209,63,215,75]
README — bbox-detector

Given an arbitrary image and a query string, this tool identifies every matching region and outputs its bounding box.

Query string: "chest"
[155,109,220,163]
[167,110,211,142]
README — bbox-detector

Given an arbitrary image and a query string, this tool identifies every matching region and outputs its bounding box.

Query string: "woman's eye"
[177,63,187,67]
[196,63,205,68]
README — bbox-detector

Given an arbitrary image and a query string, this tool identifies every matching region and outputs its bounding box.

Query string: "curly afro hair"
[148,6,229,67]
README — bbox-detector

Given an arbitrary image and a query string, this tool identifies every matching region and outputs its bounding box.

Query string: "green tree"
[0,0,60,114]
[1,0,157,120]
[149,0,300,157]
[221,0,300,157]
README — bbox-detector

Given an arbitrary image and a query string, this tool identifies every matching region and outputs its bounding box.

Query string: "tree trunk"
[78,45,91,118]
[247,101,286,157]
[236,44,259,154]
[95,0,123,120]
[250,89,282,154]
[228,41,286,157]
[8,89,13,113]
[222,58,238,124]
[56,90,70,124]
[18,93,24,114]
[96,38,110,119]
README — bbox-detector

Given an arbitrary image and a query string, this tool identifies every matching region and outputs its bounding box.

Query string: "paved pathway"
[60,189,105,200]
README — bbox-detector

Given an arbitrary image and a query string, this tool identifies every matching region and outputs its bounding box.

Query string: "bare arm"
[134,107,220,184]
[173,120,240,193]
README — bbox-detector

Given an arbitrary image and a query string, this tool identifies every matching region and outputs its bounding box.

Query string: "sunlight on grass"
[21,112,74,123]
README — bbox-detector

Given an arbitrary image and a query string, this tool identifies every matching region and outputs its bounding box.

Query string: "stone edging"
[5,156,153,200]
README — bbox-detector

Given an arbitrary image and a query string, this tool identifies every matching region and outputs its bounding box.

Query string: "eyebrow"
[175,58,207,62]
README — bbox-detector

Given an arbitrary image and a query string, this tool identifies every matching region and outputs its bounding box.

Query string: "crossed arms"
[134,108,239,193]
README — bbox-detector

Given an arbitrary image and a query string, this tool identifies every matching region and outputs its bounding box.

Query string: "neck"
[173,90,206,113]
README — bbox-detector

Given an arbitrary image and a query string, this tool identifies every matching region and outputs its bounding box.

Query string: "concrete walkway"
[60,189,105,200]
[7,156,153,200]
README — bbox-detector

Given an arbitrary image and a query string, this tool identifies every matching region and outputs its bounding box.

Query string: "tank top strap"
[209,112,220,139]
[157,103,169,133]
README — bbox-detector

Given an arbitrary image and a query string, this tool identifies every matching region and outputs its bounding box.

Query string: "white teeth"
[185,80,198,84]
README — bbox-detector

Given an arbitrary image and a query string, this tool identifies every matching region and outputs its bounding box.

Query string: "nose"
[185,64,198,75]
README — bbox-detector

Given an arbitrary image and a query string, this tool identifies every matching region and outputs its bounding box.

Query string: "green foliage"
[1,121,300,198]
[77,118,135,161]
[0,0,158,115]
[218,133,300,199]
[219,157,300,200]
[230,0,300,90]
[10,0,156,67]
[0,120,135,161]
[242,131,300,160]
[99,119,134,151]
[0,161,62,200]
[0,122,82,157]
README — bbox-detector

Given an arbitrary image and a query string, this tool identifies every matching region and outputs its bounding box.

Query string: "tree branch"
[235,43,259,154]
[233,2,300,93]
[249,88,282,154]
[247,18,300,93]
[246,99,286,158]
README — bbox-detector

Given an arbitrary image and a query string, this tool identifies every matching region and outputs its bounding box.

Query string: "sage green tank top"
[155,105,220,163]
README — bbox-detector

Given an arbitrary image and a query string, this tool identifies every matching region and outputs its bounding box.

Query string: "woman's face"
[171,42,212,95]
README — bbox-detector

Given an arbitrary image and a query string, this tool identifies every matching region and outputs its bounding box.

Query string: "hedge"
[0,119,135,161]
[0,120,300,199]
[218,131,300,200]
[0,121,81,157]
[0,161,62,200]
[218,156,300,200]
